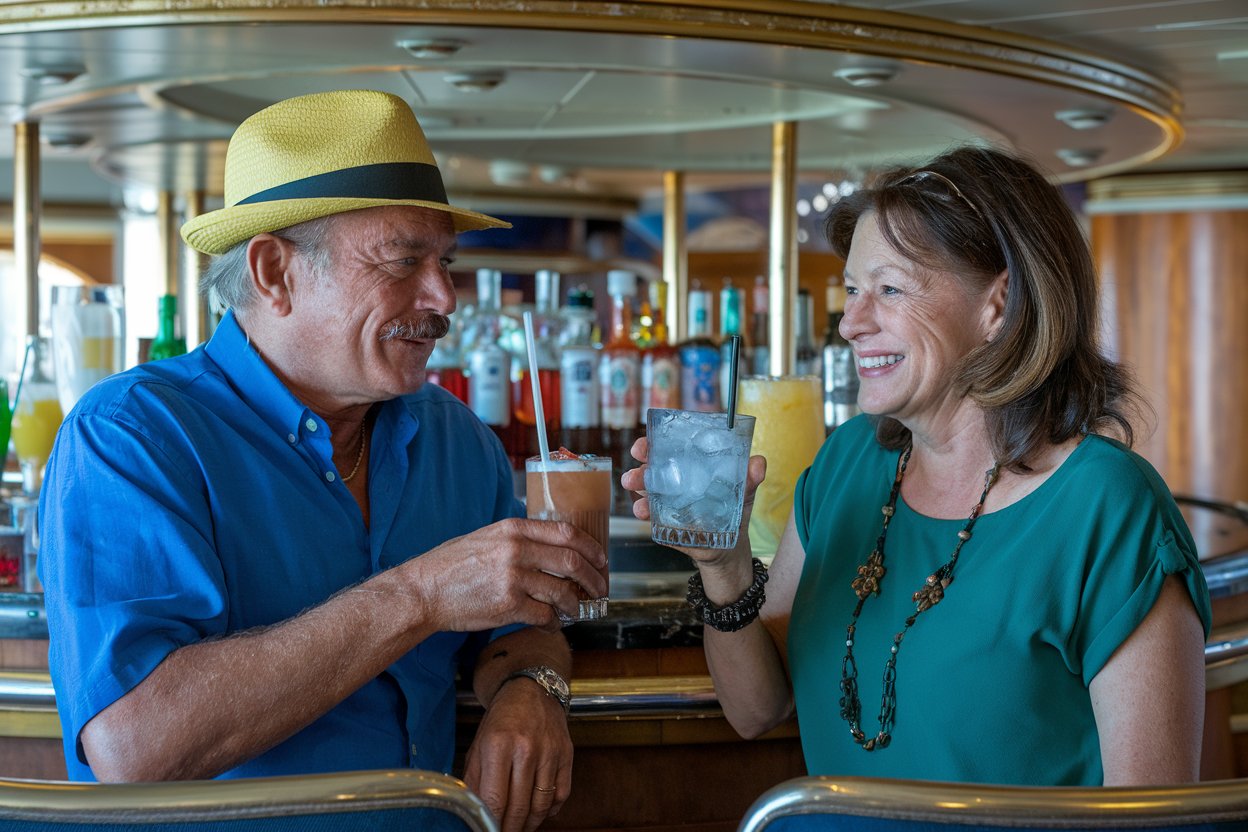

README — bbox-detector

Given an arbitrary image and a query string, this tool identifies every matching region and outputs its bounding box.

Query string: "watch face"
[539,668,570,698]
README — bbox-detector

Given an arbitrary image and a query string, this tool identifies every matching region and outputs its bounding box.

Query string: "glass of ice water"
[644,408,756,549]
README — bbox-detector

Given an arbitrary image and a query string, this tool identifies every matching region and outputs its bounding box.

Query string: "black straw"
[726,334,742,429]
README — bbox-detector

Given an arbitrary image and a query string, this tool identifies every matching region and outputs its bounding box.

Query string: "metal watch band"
[505,665,571,714]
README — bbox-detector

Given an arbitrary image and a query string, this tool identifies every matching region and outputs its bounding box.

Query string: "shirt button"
[325,472,336,482]
[305,419,317,432]
[287,433,296,444]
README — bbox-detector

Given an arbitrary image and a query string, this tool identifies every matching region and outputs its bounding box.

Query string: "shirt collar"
[203,310,421,446]
[203,310,321,443]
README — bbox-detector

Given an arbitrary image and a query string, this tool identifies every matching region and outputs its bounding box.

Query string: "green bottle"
[148,294,187,361]
[0,378,11,463]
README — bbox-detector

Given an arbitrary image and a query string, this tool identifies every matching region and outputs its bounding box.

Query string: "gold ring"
[534,786,557,793]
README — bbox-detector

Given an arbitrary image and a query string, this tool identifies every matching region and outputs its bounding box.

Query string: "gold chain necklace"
[339,422,368,484]
[839,444,1000,751]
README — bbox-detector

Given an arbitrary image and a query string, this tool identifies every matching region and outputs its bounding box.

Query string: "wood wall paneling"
[1092,208,1248,560]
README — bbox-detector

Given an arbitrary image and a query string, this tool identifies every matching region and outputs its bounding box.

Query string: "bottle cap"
[607,269,637,298]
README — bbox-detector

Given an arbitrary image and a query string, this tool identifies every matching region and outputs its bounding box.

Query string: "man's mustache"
[380,314,451,341]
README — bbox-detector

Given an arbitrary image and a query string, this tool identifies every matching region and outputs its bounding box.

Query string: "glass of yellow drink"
[737,375,825,558]
[50,284,125,415]
[11,336,65,494]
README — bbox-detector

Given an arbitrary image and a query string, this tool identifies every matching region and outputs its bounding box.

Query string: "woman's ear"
[983,269,1008,343]
[246,234,297,317]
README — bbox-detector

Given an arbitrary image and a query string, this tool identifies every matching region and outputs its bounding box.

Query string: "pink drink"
[526,452,612,621]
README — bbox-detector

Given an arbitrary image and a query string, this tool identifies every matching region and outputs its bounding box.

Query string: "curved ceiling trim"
[0,1,1182,131]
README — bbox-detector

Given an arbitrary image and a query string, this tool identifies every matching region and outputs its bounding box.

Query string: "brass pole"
[662,170,688,341]
[157,190,179,297]
[768,121,798,375]
[14,120,41,337]
[181,190,213,345]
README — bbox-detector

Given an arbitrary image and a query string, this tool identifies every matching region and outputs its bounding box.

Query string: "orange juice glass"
[737,376,825,558]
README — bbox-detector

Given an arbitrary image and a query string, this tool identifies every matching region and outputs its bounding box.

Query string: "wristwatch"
[505,666,571,715]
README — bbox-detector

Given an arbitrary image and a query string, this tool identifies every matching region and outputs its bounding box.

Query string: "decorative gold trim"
[0,1,1181,150]
[1089,172,1248,202]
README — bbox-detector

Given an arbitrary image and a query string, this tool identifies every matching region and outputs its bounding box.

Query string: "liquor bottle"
[558,286,602,456]
[513,269,562,465]
[718,279,749,400]
[750,275,771,376]
[148,294,187,361]
[794,288,821,377]
[600,270,642,514]
[823,278,861,431]
[426,311,469,403]
[678,282,722,412]
[466,269,512,440]
[640,280,680,423]
[599,269,641,430]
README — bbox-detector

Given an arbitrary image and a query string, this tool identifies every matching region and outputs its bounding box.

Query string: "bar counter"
[1,525,1245,829]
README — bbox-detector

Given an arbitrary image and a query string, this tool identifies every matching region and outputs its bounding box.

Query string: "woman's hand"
[621,435,767,568]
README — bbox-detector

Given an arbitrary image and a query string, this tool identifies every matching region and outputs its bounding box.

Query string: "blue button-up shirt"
[40,311,523,781]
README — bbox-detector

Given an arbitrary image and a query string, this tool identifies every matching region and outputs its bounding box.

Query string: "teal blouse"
[791,416,1211,785]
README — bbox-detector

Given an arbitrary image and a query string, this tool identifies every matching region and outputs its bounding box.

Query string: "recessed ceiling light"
[41,132,91,150]
[1056,148,1104,167]
[833,65,898,88]
[444,71,505,93]
[1055,109,1112,130]
[20,64,86,86]
[398,38,466,60]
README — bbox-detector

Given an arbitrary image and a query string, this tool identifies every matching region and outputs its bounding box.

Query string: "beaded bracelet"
[686,558,769,633]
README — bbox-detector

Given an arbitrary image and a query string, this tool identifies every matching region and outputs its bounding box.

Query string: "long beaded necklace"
[839,444,1000,751]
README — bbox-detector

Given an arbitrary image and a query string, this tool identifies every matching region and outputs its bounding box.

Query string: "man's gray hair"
[198,215,337,315]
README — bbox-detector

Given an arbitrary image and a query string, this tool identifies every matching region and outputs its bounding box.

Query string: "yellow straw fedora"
[181,89,510,255]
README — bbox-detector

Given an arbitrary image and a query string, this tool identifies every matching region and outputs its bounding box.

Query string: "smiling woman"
[634,144,1213,789]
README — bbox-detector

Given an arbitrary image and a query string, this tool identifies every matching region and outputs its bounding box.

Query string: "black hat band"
[235,161,449,207]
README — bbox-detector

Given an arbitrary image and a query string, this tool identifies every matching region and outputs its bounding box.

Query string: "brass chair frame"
[0,768,499,830]
[738,775,1248,831]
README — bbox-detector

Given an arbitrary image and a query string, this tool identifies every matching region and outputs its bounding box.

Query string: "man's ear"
[983,269,1008,343]
[246,234,298,317]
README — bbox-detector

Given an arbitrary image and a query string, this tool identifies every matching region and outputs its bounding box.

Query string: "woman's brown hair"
[825,145,1146,471]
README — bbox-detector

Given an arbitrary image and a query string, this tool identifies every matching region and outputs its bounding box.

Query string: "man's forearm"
[81,569,438,781]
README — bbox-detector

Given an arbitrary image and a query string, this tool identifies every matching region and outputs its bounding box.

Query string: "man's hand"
[403,518,608,632]
[463,677,572,832]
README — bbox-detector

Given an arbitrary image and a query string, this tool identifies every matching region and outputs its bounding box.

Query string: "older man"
[39,90,604,832]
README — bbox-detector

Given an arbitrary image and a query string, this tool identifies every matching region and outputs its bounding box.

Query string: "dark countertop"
[10,518,1242,649]
[0,586,705,649]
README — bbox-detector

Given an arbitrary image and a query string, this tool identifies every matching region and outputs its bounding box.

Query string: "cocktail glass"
[526,454,613,621]
[10,336,64,495]
[50,284,124,415]
[644,408,756,549]
[737,375,825,557]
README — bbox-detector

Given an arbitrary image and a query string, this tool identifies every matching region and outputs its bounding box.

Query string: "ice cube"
[644,459,681,496]
[692,425,735,456]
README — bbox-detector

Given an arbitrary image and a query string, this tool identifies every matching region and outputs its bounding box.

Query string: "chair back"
[738,775,1248,832]
[0,768,499,832]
